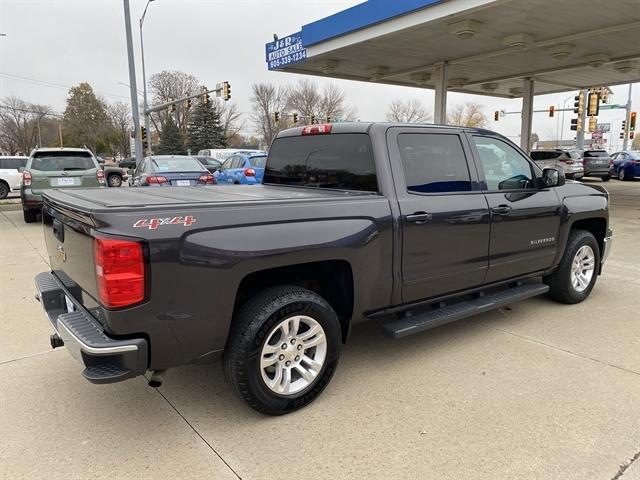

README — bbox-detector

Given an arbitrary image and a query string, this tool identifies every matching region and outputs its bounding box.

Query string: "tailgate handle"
[53,219,64,242]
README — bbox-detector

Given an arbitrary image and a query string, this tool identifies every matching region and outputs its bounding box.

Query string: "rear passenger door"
[468,134,561,283]
[387,127,491,303]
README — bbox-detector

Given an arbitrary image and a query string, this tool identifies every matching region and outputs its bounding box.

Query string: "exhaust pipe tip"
[50,333,64,349]
[148,369,167,388]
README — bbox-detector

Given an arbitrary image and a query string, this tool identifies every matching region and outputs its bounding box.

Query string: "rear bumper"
[584,168,610,177]
[35,271,148,384]
[21,189,43,208]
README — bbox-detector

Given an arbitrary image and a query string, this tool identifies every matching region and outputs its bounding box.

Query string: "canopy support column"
[434,62,447,124]
[520,78,534,151]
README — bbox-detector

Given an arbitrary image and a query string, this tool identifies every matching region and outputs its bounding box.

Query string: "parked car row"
[529,149,640,181]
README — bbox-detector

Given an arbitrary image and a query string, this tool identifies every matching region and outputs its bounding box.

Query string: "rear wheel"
[223,285,341,415]
[0,181,9,200]
[544,229,599,304]
[618,168,626,181]
[107,174,122,187]
[23,208,38,223]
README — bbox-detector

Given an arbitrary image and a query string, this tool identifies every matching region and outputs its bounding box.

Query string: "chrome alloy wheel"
[260,315,327,395]
[571,245,595,293]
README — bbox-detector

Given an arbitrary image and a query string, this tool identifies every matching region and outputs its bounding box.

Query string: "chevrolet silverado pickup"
[35,123,612,415]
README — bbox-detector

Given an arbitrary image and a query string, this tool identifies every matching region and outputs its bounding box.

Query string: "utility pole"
[140,0,154,155]
[576,88,588,150]
[123,0,143,165]
[622,83,632,151]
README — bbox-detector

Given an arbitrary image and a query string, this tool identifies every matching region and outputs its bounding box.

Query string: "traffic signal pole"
[623,83,632,151]
[576,88,588,150]
[123,0,143,165]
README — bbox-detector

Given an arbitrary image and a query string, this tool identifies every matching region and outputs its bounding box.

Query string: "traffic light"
[494,110,499,121]
[587,92,599,116]
[619,131,624,139]
[630,111,637,131]
[588,116,597,132]
[222,81,231,101]
[326,116,331,123]
[570,118,582,131]
[141,126,147,141]
[310,114,316,124]
[573,92,584,115]
[186,99,192,109]
[622,120,627,132]
[292,113,298,124]
[204,92,210,104]
[549,106,555,118]
[170,103,176,112]
[630,131,635,140]
[274,111,280,123]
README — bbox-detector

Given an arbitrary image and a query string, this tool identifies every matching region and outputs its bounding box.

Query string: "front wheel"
[223,286,341,415]
[544,229,600,304]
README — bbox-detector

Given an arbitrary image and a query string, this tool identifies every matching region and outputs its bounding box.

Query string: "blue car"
[610,150,640,181]
[215,153,267,185]
[132,155,215,186]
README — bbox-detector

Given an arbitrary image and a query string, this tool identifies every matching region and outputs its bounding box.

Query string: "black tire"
[107,174,122,187]
[544,229,600,304]
[223,285,341,415]
[0,181,9,200]
[23,208,38,223]
[601,176,610,182]
[618,168,626,181]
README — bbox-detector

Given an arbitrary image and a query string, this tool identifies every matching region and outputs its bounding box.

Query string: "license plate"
[57,177,75,186]
[176,180,191,186]
[64,295,75,313]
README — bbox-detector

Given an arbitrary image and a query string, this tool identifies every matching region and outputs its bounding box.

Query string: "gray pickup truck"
[35,122,612,415]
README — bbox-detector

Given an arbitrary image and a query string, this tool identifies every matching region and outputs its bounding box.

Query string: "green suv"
[21,147,105,223]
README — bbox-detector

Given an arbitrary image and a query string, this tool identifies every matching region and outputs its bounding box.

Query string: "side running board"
[382,283,549,339]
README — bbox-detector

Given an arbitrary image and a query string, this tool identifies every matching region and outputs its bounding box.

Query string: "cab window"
[473,136,535,191]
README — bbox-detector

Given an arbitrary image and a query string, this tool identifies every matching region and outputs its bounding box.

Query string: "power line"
[0,72,131,100]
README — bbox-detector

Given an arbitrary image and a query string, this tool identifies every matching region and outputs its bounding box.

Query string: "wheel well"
[234,260,354,342]
[107,172,122,179]
[0,179,8,188]
[571,218,606,256]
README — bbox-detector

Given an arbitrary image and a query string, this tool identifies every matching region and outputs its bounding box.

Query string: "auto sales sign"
[266,32,307,70]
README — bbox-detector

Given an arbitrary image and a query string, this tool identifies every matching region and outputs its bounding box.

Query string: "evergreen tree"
[187,100,227,153]
[157,116,185,155]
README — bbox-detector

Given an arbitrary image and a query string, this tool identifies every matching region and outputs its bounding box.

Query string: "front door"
[468,134,561,283]
[387,128,491,303]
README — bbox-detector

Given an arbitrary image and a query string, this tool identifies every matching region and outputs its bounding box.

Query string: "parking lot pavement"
[1,180,639,480]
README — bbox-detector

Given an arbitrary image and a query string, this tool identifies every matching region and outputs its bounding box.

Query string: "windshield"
[30,152,95,171]
[151,157,204,172]
[584,151,609,157]
[249,156,267,168]
[264,134,378,192]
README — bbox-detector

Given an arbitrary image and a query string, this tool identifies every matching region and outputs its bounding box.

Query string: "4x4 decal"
[133,216,196,230]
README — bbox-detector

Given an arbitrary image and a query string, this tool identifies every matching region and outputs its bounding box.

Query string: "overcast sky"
[1,0,638,149]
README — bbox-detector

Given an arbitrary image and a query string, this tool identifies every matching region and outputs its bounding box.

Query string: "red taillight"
[94,236,145,308]
[301,124,332,135]
[243,168,256,177]
[561,159,574,165]
[22,170,32,186]
[97,169,105,185]
[198,174,215,184]
[147,175,168,185]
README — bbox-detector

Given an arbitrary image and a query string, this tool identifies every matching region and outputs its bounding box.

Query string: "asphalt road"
[1,180,639,480]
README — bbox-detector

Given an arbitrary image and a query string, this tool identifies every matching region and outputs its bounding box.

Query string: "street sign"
[266,32,307,70]
[596,122,611,132]
[599,104,622,110]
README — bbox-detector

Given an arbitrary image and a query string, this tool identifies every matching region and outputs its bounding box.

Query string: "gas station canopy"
[266,0,640,98]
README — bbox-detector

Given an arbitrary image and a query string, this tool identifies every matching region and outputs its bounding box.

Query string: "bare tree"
[286,79,355,123]
[250,83,289,146]
[148,70,200,136]
[107,101,132,157]
[218,100,245,145]
[0,96,54,154]
[447,102,488,128]
[386,99,432,123]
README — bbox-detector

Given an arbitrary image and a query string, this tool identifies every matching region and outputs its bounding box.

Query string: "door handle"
[491,205,512,215]
[405,212,432,224]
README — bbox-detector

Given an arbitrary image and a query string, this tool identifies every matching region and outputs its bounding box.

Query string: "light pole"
[140,0,155,155]
[123,0,143,165]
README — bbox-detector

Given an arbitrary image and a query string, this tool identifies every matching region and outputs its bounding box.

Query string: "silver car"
[529,149,584,180]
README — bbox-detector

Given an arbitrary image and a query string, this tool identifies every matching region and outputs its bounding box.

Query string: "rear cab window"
[30,151,96,171]
[264,133,378,192]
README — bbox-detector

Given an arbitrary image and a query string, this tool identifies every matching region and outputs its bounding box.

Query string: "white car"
[197,148,265,162]
[0,156,28,199]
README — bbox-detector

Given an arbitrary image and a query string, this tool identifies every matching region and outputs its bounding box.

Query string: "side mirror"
[18,166,25,173]
[541,167,565,187]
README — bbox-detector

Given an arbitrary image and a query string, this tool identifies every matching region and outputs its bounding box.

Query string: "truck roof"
[30,147,93,155]
[275,122,498,138]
